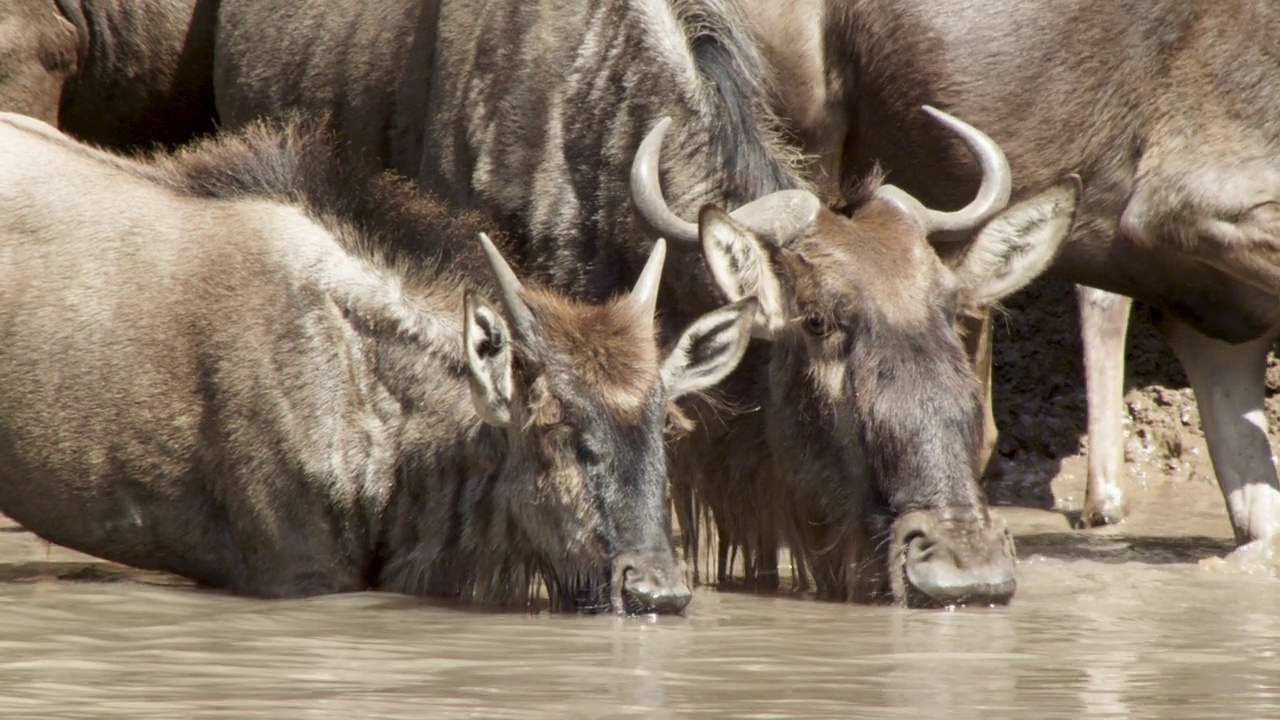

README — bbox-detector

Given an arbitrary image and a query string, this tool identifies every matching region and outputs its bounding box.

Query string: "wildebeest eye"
[802,312,833,337]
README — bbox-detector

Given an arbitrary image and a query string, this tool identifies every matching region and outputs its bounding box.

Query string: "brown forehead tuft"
[799,204,937,324]
[522,289,660,419]
[832,165,886,216]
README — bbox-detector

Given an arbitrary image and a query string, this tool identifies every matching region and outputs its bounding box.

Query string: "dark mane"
[674,0,807,201]
[832,165,887,217]
[136,116,502,281]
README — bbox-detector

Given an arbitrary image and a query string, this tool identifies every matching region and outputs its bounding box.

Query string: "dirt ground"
[985,275,1280,529]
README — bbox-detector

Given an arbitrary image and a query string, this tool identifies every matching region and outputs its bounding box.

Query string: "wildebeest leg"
[963,310,999,479]
[1156,316,1280,545]
[754,537,779,590]
[1075,286,1133,528]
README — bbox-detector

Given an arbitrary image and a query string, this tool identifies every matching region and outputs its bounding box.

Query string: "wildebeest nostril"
[895,512,1017,608]
[904,529,932,551]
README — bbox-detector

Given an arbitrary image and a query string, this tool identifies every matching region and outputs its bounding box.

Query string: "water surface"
[1,477,1277,719]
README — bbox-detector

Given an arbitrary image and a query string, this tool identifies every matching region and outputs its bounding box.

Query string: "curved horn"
[630,237,667,321]
[724,189,822,247]
[631,117,822,249]
[631,117,700,246]
[476,232,537,335]
[874,105,1012,237]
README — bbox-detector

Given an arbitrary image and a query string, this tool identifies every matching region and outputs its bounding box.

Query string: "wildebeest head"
[631,107,1081,607]
[464,233,756,614]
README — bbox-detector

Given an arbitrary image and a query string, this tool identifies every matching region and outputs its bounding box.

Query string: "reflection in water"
[1,515,1279,718]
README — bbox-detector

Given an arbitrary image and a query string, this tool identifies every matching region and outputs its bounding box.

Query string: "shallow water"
[1,477,1279,719]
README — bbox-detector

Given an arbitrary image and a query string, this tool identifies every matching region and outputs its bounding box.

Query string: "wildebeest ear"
[464,289,515,427]
[699,205,787,339]
[954,175,1081,307]
[661,297,758,400]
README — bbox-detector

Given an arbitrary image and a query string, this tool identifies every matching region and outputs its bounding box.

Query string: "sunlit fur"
[676,193,993,601]
[212,0,1018,603]
[0,115,686,610]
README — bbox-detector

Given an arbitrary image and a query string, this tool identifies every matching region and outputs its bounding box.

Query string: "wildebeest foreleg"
[1076,285,1133,528]
[1157,316,1280,545]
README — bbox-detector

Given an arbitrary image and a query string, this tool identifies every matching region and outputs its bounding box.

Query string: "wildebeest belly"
[1053,234,1280,344]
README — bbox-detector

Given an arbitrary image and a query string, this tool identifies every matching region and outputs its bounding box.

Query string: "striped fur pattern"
[0,114,757,611]
[212,0,1057,604]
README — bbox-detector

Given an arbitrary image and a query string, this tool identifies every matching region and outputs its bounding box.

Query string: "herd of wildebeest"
[0,0,1278,615]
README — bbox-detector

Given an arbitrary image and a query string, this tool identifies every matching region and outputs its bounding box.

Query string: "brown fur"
[524,292,660,424]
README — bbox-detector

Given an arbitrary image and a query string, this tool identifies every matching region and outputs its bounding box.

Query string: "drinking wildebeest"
[212,0,1082,605]
[0,112,760,613]
[0,0,216,148]
[741,0,1280,547]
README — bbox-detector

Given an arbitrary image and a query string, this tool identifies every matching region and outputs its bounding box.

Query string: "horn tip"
[1057,173,1084,200]
[646,116,673,141]
[920,105,952,124]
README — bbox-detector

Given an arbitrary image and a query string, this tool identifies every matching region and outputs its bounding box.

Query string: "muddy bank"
[986,276,1280,514]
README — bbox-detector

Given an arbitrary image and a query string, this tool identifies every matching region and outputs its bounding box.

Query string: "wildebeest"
[0,0,74,124]
[0,112,761,613]
[212,0,1082,605]
[0,0,216,148]
[741,0,1280,546]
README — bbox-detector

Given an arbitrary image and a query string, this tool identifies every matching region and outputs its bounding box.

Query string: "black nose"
[620,564,692,615]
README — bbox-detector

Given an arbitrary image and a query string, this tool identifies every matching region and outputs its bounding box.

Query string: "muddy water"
[1,470,1279,719]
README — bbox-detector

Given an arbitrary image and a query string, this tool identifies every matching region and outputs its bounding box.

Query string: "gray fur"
[784,0,1280,540]
[0,112,756,612]
[808,0,1280,335]
[211,0,1078,605]
[0,0,76,124]
[0,0,216,149]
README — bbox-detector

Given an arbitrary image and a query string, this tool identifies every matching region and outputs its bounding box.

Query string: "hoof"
[1075,500,1127,529]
